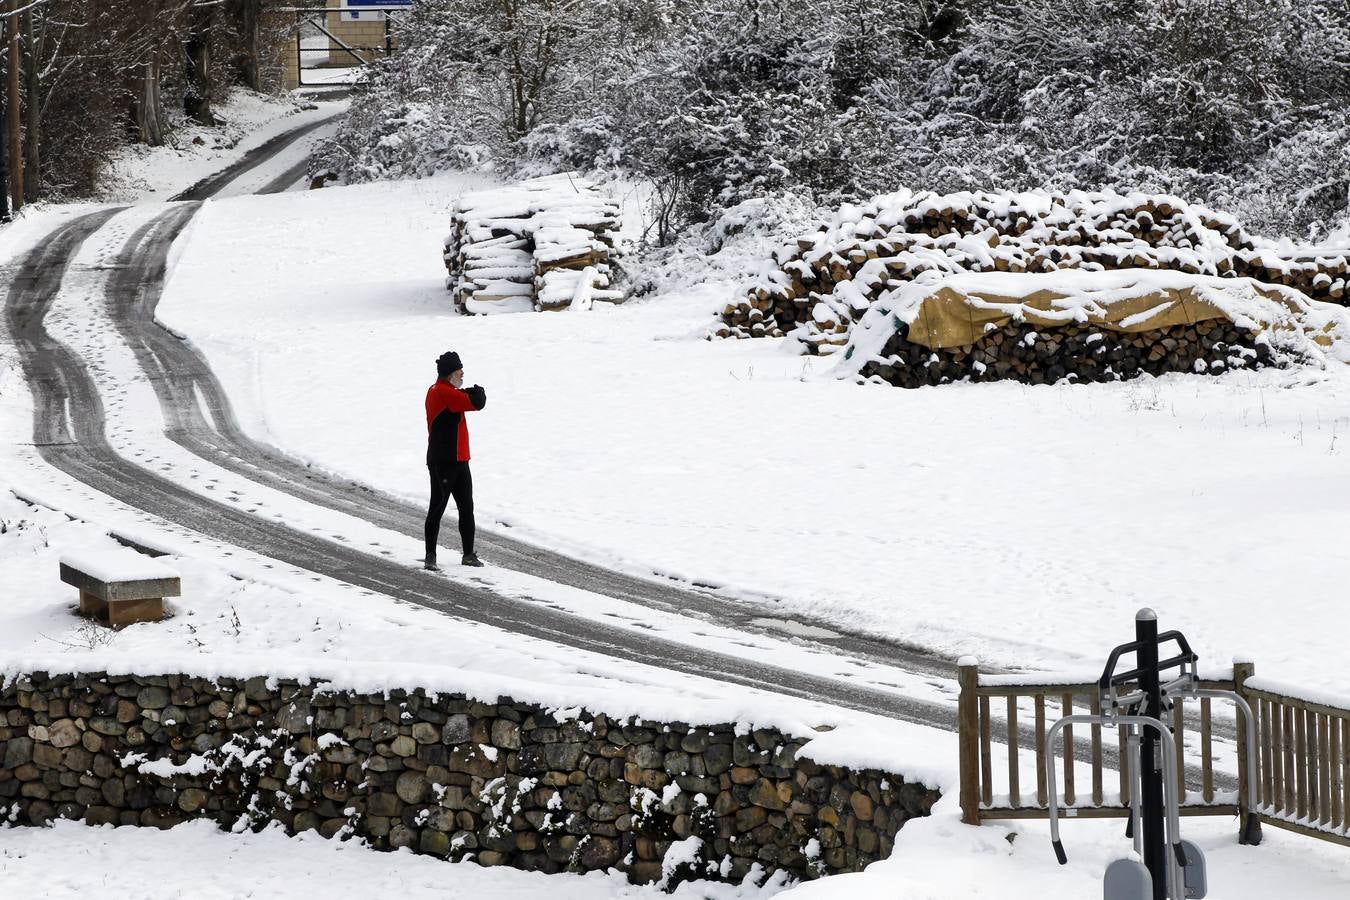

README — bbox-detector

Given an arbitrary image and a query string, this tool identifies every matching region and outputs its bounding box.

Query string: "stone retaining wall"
[0,672,939,887]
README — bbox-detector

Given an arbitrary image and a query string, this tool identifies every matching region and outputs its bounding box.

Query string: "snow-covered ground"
[2,768,1347,899]
[97,90,343,203]
[0,464,944,769]
[300,66,365,87]
[0,819,788,899]
[157,174,1350,693]
[4,150,1350,896]
[792,807,1350,899]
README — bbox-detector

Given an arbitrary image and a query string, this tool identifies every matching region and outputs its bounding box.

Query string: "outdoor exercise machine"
[1046,608,1262,900]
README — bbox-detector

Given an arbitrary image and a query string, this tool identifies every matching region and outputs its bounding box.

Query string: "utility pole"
[5,0,23,212]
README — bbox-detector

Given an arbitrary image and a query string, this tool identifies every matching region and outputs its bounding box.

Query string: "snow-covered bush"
[327,0,1350,244]
[624,191,822,300]
[1220,114,1350,243]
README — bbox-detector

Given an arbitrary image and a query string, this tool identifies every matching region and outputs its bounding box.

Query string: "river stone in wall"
[0,672,940,888]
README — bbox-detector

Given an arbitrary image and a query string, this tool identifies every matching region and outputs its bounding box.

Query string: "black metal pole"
[296,12,303,88]
[1136,608,1167,900]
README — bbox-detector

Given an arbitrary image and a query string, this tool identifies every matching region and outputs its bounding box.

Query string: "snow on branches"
[721,189,1350,352]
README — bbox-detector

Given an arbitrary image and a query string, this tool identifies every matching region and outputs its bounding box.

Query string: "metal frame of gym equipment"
[1044,609,1262,900]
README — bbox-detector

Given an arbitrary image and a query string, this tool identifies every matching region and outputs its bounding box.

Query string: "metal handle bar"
[1047,714,1188,898]
[1159,671,1198,698]
[1098,630,1197,689]
[1100,671,1197,725]
[1125,728,1143,856]
[1169,687,1263,845]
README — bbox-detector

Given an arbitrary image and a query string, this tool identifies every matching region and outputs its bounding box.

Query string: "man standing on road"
[424,351,487,570]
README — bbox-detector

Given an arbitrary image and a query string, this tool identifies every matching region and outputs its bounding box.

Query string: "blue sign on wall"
[344,0,412,20]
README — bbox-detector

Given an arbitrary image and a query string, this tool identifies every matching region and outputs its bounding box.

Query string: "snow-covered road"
[0,115,987,764]
[3,104,1350,900]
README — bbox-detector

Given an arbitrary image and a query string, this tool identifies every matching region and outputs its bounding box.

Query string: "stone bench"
[59,550,181,628]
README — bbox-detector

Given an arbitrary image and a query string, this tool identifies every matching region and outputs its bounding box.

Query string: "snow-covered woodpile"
[836,270,1350,388]
[443,174,623,314]
[720,190,1350,358]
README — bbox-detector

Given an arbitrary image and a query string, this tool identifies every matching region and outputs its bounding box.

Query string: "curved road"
[170,115,340,201]
[6,208,955,727]
[113,142,959,683]
[6,119,969,736]
[7,123,1245,782]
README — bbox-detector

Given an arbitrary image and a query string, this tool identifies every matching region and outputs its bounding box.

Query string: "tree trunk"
[21,9,39,198]
[132,59,166,146]
[236,0,262,91]
[185,7,215,126]
[5,0,22,210]
[0,61,9,220]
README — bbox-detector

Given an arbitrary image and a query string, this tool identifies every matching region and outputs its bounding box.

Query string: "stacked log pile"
[861,321,1273,389]
[719,190,1350,355]
[443,175,623,314]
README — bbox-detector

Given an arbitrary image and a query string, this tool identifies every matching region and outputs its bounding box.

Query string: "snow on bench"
[59,549,181,628]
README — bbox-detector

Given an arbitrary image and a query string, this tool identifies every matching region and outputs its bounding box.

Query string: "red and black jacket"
[426,382,486,466]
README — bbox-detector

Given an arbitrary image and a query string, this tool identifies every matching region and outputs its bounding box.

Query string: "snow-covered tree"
[330,0,1350,241]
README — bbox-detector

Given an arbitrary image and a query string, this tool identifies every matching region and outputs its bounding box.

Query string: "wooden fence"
[957,660,1350,847]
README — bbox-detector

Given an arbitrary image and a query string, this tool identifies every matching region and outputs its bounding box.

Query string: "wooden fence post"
[958,657,981,825]
[1233,658,1258,841]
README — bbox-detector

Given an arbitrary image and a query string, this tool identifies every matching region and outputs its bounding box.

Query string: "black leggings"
[425,462,474,558]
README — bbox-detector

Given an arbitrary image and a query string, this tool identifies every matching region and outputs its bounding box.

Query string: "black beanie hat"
[436,351,462,378]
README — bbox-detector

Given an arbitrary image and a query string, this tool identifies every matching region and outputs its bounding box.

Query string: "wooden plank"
[1307,708,1320,820]
[1173,699,1187,802]
[1201,697,1213,804]
[1258,812,1350,849]
[1245,686,1350,721]
[1035,695,1047,808]
[957,662,981,825]
[976,683,1096,698]
[1319,714,1332,826]
[1343,718,1350,831]
[1272,701,1286,814]
[1234,661,1254,825]
[1329,715,1342,829]
[979,804,1237,821]
[105,596,164,628]
[1061,694,1074,807]
[977,679,1234,699]
[1007,697,1021,808]
[1091,722,1103,807]
[1296,704,1308,820]
[78,589,107,619]
[1260,698,1273,810]
[979,695,993,807]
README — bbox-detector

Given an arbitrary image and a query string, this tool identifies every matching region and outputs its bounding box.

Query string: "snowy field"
[0,819,788,899]
[3,788,1348,899]
[5,813,1337,900]
[4,152,1350,896]
[0,476,941,768]
[158,174,1350,692]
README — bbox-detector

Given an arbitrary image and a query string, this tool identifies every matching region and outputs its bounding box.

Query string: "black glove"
[466,384,487,410]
